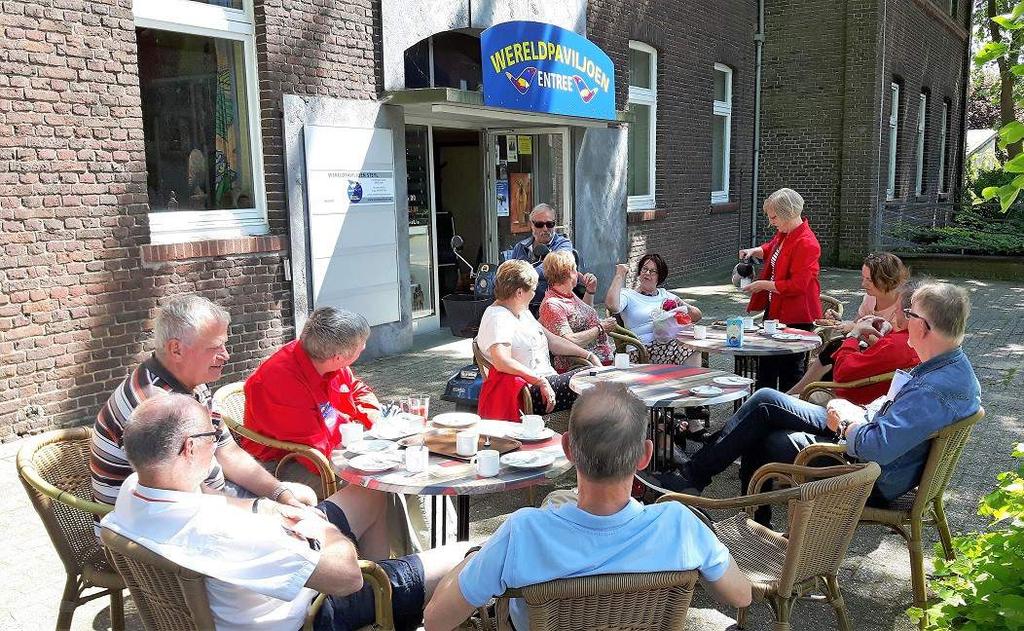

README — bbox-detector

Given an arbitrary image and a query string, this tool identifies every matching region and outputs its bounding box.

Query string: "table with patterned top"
[334,419,571,543]
[678,325,822,382]
[568,364,752,471]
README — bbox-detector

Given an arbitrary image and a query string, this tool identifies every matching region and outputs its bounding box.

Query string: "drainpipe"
[750,0,766,247]
[953,0,974,219]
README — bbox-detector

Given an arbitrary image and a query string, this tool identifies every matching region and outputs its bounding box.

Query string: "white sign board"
[305,126,401,327]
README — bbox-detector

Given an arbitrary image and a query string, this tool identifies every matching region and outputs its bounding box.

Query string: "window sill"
[140,235,288,265]
[710,201,739,214]
[626,209,667,223]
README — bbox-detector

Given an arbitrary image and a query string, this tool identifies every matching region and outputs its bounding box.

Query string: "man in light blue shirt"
[424,382,752,630]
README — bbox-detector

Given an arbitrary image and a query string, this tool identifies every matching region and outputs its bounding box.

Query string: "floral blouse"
[538,288,614,373]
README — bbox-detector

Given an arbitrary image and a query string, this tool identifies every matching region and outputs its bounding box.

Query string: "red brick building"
[0,0,970,439]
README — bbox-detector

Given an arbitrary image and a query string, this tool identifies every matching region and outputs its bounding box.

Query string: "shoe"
[633,470,673,504]
[656,466,704,497]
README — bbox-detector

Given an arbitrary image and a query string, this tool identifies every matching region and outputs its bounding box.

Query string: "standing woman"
[739,188,822,390]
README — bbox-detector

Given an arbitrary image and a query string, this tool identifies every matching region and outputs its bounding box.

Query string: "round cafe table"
[678,325,821,383]
[569,364,752,471]
[335,419,571,544]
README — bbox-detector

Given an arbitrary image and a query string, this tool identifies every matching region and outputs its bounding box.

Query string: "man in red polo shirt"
[244,307,382,492]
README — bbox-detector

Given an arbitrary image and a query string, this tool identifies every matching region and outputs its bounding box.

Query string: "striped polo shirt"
[90,354,230,510]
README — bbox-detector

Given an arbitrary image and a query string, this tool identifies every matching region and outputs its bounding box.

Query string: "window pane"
[405,126,434,317]
[431,32,482,91]
[714,69,729,102]
[404,38,431,89]
[193,0,243,9]
[629,48,651,89]
[712,115,726,192]
[627,104,651,196]
[137,28,255,212]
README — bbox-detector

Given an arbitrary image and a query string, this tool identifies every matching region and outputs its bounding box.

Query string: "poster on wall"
[506,136,518,162]
[496,179,510,217]
[517,135,532,155]
[509,172,532,233]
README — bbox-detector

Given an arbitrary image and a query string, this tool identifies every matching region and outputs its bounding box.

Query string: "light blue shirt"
[458,498,730,631]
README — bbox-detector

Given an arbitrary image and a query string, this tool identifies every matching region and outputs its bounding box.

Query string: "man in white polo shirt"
[423,382,752,631]
[101,394,469,631]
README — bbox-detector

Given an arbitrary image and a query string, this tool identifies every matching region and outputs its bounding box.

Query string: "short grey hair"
[912,282,970,343]
[765,188,804,220]
[123,394,209,471]
[300,307,370,362]
[154,295,231,348]
[568,382,648,481]
[529,203,556,221]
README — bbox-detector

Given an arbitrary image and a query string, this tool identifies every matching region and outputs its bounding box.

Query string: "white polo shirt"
[100,474,319,631]
[477,304,557,377]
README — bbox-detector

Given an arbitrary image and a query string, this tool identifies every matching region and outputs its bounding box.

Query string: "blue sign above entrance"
[480,21,616,121]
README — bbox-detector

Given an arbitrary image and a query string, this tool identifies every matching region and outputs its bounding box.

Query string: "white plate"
[690,385,725,397]
[711,322,758,332]
[346,439,398,455]
[712,376,754,387]
[500,451,557,469]
[369,414,425,440]
[432,412,480,428]
[348,453,402,473]
[771,333,807,341]
[505,427,557,442]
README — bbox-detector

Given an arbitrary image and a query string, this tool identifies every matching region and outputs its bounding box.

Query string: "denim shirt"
[506,233,575,300]
[846,347,981,500]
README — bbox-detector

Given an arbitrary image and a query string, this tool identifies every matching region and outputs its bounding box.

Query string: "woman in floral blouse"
[538,251,616,373]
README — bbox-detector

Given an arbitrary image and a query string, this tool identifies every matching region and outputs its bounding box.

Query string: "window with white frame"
[914,92,928,196]
[711,64,732,204]
[133,0,267,245]
[938,100,950,193]
[627,42,657,210]
[887,82,900,200]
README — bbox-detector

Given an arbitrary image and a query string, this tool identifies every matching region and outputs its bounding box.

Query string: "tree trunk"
[988,0,1022,158]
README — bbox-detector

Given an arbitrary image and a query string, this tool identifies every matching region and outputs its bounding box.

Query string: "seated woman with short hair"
[477,259,601,416]
[538,250,616,373]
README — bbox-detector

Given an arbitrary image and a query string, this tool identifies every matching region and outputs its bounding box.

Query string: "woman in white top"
[604,253,703,365]
[477,259,601,413]
[826,252,909,333]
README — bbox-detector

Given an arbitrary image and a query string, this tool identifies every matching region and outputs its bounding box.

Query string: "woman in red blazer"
[739,188,822,390]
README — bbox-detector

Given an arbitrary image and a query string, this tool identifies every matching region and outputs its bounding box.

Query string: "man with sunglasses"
[507,203,585,303]
[91,295,319,523]
[641,282,980,525]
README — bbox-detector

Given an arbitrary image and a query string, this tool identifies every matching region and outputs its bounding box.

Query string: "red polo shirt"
[242,340,380,472]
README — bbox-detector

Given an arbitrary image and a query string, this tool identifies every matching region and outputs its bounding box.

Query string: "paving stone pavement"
[1,267,1019,630]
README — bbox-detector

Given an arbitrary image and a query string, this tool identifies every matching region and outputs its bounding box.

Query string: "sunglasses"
[188,427,223,443]
[902,308,931,331]
[532,221,556,229]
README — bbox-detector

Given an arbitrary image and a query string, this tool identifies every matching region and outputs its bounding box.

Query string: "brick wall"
[0,0,294,440]
[588,0,756,288]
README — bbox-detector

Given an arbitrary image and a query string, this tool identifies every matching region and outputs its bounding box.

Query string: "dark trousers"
[754,322,814,391]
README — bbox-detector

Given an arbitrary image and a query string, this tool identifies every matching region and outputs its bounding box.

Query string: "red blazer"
[747,219,822,323]
[832,330,921,404]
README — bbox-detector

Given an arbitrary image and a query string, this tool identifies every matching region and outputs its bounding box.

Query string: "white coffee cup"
[404,445,429,473]
[521,414,545,437]
[742,316,755,329]
[471,449,500,477]
[693,324,707,340]
[763,319,780,334]
[340,423,363,447]
[614,353,630,368]
[455,430,478,457]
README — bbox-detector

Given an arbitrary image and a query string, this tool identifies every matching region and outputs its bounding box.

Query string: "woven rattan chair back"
[506,571,698,631]
[911,408,984,517]
[777,462,880,596]
[101,528,215,631]
[212,381,246,433]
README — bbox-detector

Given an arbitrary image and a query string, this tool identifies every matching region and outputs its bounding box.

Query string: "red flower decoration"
[661,298,679,311]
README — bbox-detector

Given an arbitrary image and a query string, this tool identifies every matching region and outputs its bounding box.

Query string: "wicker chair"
[16,427,126,631]
[607,323,650,364]
[794,408,985,626]
[659,462,881,631]
[820,294,844,319]
[101,528,395,631]
[212,382,338,498]
[480,570,699,631]
[798,371,896,405]
[472,338,534,415]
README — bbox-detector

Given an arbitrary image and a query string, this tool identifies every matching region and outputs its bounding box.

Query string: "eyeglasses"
[639,267,659,276]
[532,220,556,229]
[902,308,931,331]
[188,427,223,443]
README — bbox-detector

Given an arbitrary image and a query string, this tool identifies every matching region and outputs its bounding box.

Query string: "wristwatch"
[836,419,852,440]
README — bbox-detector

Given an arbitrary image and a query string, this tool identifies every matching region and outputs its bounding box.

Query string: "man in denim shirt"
[505,203,576,302]
[644,282,981,523]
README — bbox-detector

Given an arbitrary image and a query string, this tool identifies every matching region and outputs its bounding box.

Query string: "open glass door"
[483,128,572,262]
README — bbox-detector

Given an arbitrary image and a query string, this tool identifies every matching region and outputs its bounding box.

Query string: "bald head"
[568,382,648,481]
[122,394,210,472]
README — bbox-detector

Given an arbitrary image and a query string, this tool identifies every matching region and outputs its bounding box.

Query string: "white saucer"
[500,451,557,469]
[505,427,556,442]
[712,376,753,387]
[771,333,806,341]
[348,453,402,473]
[346,439,398,455]
[432,412,480,428]
[690,385,725,397]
